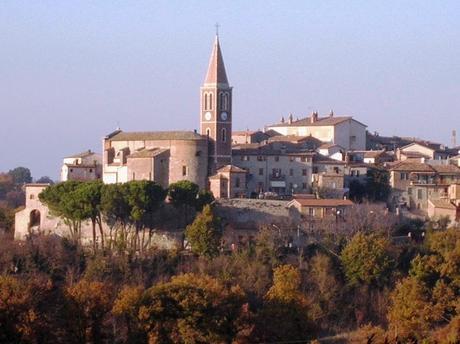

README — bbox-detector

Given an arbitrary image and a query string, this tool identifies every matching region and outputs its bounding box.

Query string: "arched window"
[204,93,208,110]
[223,93,229,110]
[222,128,227,143]
[209,93,213,110]
[206,128,211,137]
[219,92,224,110]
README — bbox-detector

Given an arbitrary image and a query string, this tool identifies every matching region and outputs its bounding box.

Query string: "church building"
[101,35,235,190]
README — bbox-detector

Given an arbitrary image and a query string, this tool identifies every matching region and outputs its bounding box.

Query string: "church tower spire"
[200,34,233,173]
[204,36,229,87]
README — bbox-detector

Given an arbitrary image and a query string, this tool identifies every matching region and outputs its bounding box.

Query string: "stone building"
[388,161,460,212]
[209,165,247,198]
[102,130,208,189]
[266,111,367,151]
[61,150,102,182]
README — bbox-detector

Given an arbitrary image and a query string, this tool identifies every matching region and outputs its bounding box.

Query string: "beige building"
[396,142,452,162]
[427,199,458,223]
[266,111,367,151]
[232,130,270,145]
[388,161,460,212]
[287,197,353,219]
[61,150,102,182]
[209,165,247,198]
[102,131,209,190]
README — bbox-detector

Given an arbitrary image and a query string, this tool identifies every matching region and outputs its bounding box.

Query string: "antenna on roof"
[116,121,121,131]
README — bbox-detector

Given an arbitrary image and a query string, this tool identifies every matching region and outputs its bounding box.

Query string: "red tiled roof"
[217,165,247,173]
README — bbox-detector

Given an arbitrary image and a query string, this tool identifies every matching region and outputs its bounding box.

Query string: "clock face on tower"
[204,112,212,121]
[220,112,228,121]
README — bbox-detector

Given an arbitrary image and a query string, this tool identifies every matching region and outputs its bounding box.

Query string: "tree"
[100,183,131,251]
[5,189,25,208]
[138,273,247,343]
[195,189,215,211]
[387,277,436,340]
[340,232,394,288]
[185,204,221,259]
[38,181,85,241]
[65,279,113,344]
[73,181,104,251]
[8,167,32,185]
[36,176,54,184]
[0,173,14,199]
[252,265,314,342]
[112,285,146,342]
[348,179,366,202]
[168,180,199,225]
[365,168,391,202]
[0,275,52,343]
[124,181,166,251]
[0,206,14,234]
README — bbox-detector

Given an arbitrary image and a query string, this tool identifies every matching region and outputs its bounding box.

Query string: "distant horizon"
[1,1,459,179]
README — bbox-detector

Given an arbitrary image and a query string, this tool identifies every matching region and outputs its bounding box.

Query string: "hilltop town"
[12,35,460,244]
[1,35,460,342]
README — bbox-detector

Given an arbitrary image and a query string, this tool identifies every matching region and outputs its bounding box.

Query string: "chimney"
[310,111,318,123]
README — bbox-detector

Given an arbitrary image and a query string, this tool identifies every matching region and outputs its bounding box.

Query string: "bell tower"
[200,35,232,173]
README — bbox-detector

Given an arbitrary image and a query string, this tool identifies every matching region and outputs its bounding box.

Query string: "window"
[89,168,93,173]
[257,182,264,192]
[302,169,307,176]
[351,170,355,177]
[401,172,409,180]
[313,167,318,174]
[334,167,340,174]
[70,168,73,173]
[209,93,213,110]
[30,194,35,200]
[182,166,187,176]
[289,156,295,162]
[235,177,240,188]
[289,168,294,176]
[219,92,229,110]
[272,168,281,177]
[257,156,265,161]
[301,157,306,162]
[259,168,264,176]
[221,128,227,143]
[274,156,280,162]
[206,128,210,137]
[308,208,314,216]
[356,170,360,177]
[302,182,307,189]
[417,189,423,200]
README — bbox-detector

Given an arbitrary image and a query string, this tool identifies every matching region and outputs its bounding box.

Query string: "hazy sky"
[1,1,459,179]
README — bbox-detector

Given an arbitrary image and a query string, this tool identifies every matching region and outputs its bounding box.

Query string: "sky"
[1,1,459,180]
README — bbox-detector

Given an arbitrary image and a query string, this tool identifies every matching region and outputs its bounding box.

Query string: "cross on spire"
[215,22,220,37]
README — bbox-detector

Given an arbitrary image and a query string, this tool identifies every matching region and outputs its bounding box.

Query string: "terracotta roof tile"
[109,131,204,141]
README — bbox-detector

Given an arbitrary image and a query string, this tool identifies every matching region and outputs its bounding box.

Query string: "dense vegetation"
[2,177,460,342]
